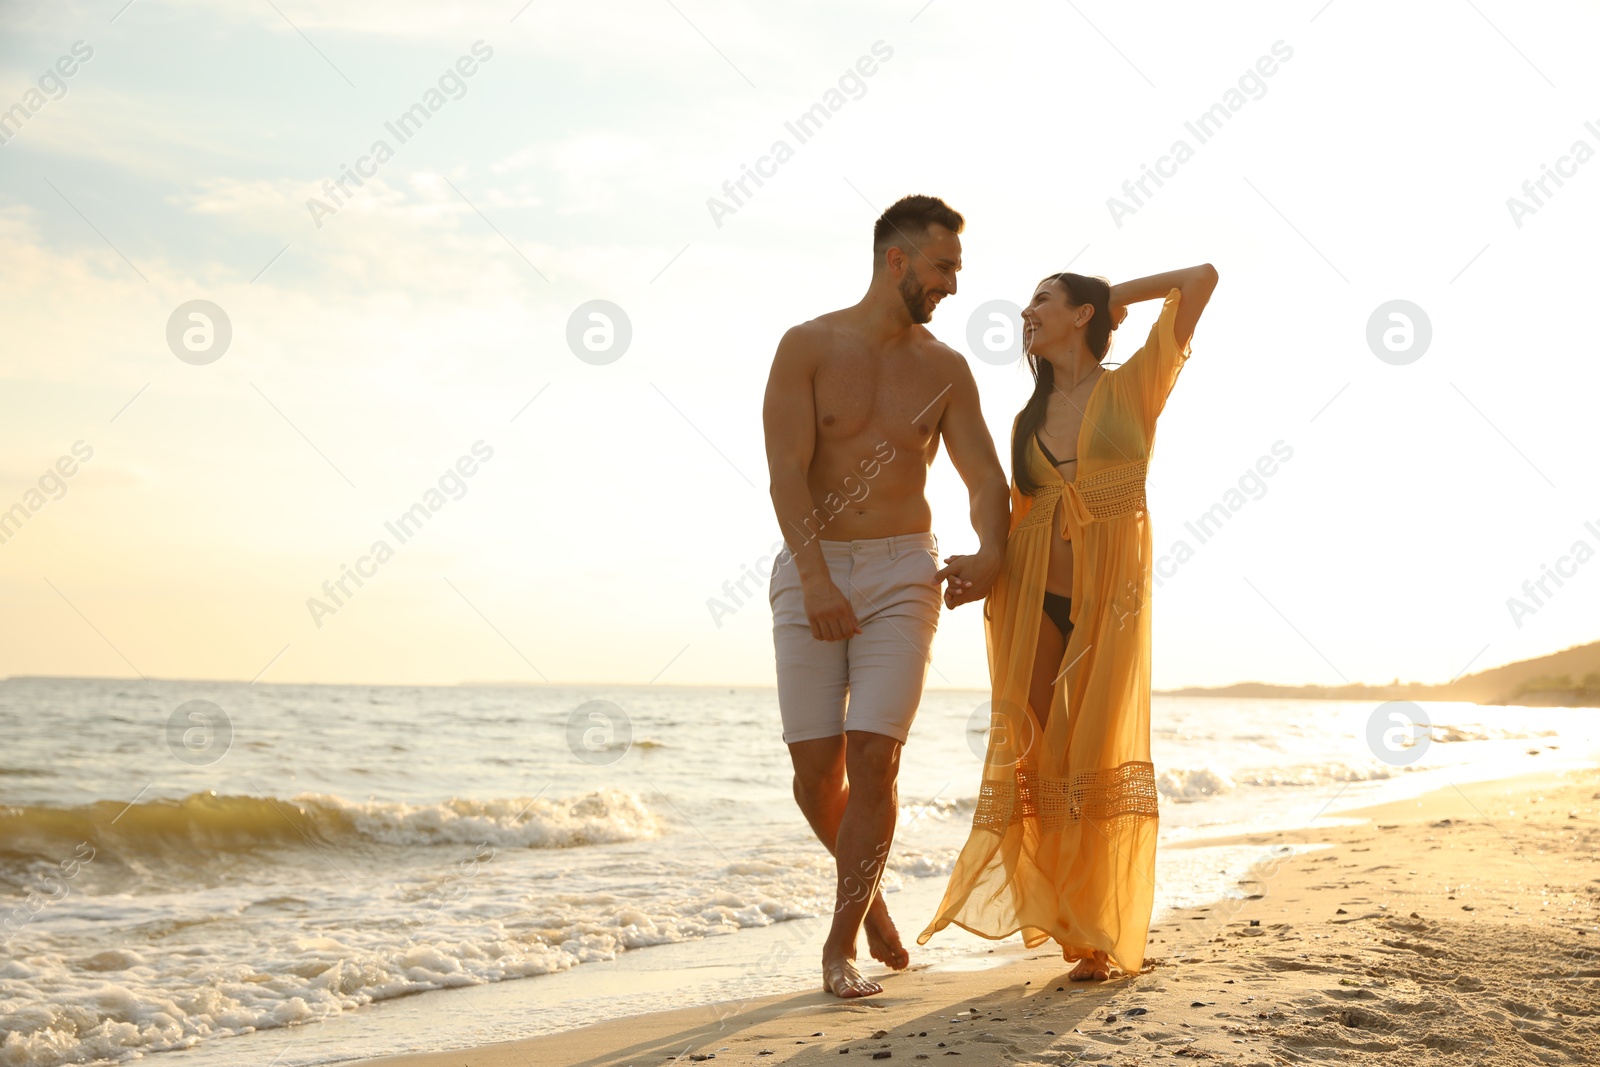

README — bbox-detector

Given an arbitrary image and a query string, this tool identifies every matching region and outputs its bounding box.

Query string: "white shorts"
[769,531,942,745]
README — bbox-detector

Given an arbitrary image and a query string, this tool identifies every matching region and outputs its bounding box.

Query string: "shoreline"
[347,764,1600,1067]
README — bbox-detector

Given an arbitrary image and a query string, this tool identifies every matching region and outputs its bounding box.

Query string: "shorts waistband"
[786,531,937,559]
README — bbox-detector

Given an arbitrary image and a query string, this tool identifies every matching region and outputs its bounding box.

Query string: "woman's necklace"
[1060,360,1101,395]
[1049,360,1102,411]
[1040,361,1102,468]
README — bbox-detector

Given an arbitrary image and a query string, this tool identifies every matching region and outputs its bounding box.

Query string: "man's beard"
[898,272,936,325]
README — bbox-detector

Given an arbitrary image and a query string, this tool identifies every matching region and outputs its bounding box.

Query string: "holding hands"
[935,548,1003,610]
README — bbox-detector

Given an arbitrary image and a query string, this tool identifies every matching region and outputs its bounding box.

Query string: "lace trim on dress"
[974,760,1159,833]
[1017,458,1148,530]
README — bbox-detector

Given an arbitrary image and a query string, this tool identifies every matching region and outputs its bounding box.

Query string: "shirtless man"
[763,195,1010,998]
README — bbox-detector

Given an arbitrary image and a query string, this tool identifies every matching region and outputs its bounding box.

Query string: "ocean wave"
[0,788,660,868]
[899,796,976,822]
[0,935,581,1067]
[0,855,832,1067]
[1156,761,1418,800]
[1421,724,1558,743]
[1157,766,1237,799]
[1232,763,1408,788]
[888,848,959,878]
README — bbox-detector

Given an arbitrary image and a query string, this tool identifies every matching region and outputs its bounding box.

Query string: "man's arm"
[762,326,861,641]
[1108,263,1219,350]
[931,354,1009,608]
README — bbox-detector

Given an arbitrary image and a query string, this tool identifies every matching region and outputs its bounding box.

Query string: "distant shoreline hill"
[1157,638,1600,708]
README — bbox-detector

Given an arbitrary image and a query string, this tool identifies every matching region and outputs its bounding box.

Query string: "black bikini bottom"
[1042,591,1073,638]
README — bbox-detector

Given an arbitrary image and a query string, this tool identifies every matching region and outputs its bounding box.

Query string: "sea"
[1,677,1595,1067]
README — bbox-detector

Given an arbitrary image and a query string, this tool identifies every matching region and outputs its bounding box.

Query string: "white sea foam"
[331,788,661,848]
[1157,766,1238,799]
[0,852,832,1067]
[4,679,1594,1067]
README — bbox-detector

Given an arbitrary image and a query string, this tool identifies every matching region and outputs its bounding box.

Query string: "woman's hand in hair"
[1110,303,1128,330]
[1108,264,1218,349]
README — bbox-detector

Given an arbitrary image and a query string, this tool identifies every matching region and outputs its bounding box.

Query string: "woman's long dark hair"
[1012,273,1115,497]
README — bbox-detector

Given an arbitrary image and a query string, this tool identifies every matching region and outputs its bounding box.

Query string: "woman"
[919,264,1218,980]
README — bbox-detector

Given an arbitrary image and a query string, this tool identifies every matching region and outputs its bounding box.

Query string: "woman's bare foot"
[1067,949,1113,982]
[822,955,882,998]
[862,896,909,970]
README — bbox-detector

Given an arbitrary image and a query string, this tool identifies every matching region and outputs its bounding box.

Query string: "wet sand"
[353,766,1600,1066]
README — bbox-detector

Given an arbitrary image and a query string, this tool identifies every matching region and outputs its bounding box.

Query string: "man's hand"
[802,577,862,641]
[935,549,1003,609]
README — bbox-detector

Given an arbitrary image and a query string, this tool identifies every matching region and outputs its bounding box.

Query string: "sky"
[0,0,1596,691]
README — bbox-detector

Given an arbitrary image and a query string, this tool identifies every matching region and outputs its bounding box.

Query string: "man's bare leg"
[788,736,908,972]
[814,730,902,997]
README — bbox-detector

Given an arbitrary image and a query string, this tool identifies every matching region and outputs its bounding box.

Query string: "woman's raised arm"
[1109,264,1219,350]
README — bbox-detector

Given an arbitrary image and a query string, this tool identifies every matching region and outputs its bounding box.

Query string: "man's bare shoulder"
[913,327,976,379]
[776,310,855,360]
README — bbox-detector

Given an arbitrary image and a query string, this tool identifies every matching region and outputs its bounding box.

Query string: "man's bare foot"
[822,956,883,998]
[1067,949,1113,982]
[862,896,909,970]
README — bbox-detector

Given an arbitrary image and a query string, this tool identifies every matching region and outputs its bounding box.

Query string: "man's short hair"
[873,194,964,267]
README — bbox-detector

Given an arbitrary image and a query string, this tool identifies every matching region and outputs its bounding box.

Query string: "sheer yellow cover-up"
[918,288,1192,974]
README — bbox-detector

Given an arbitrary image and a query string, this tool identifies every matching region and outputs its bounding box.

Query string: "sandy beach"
[354,765,1599,1067]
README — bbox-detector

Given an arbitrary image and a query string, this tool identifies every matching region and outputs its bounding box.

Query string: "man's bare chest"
[811,354,950,450]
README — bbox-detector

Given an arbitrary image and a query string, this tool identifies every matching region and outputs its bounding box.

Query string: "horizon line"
[0,673,1514,692]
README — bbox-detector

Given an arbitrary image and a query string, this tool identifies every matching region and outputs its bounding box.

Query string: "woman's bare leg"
[1028,610,1068,733]
[1032,609,1113,982]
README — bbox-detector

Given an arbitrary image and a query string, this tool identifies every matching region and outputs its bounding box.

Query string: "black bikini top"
[1035,434,1074,468]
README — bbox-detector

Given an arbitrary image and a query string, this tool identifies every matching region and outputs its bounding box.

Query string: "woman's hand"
[936,548,1003,609]
[1108,264,1218,350]
[1110,303,1129,329]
